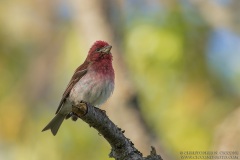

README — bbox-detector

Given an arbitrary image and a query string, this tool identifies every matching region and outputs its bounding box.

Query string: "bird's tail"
[42,113,65,136]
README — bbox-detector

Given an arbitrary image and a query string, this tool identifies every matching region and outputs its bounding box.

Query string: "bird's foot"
[80,100,87,105]
[72,101,88,117]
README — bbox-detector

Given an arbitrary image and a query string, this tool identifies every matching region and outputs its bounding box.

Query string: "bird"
[42,40,115,136]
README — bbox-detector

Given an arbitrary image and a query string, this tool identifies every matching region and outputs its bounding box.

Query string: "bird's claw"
[80,100,87,105]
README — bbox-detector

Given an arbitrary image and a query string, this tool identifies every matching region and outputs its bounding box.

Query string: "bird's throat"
[91,59,114,78]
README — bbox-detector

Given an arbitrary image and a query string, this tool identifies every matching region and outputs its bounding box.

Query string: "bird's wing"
[55,61,89,114]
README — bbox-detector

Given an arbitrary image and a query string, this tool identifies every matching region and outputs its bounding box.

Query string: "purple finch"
[42,41,115,135]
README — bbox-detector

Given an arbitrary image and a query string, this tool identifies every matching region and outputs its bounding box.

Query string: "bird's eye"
[96,48,101,52]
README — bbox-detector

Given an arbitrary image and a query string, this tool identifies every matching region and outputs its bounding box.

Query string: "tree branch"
[72,102,163,160]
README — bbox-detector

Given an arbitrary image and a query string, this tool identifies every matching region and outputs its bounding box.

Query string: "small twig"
[72,102,162,160]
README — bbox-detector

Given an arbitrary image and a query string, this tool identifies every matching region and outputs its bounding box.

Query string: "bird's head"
[87,41,112,62]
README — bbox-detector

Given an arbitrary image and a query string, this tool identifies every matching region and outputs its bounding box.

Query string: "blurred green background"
[1,0,240,160]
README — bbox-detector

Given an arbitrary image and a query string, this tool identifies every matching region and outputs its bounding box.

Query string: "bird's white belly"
[69,72,114,107]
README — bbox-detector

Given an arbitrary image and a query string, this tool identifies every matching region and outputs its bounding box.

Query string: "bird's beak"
[100,45,112,54]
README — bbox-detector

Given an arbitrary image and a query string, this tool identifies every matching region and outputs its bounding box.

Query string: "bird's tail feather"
[42,114,65,136]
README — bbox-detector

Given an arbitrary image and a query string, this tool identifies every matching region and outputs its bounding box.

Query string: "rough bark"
[72,102,163,160]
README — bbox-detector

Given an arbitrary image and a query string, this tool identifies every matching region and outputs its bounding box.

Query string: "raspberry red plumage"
[42,40,115,135]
